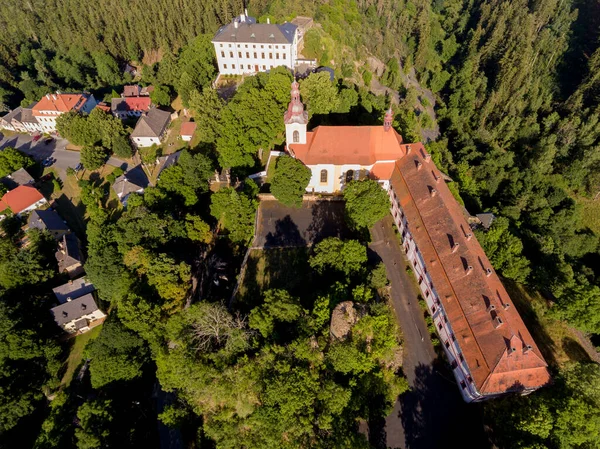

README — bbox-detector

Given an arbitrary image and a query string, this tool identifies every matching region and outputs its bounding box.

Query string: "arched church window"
[320,169,328,183]
[346,170,355,183]
[293,130,299,143]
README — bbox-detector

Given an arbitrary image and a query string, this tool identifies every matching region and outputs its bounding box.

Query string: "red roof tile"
[289,126,406,166]
[123,97,152,112]
[32,94,89,115]
[0,185,45,214]
[180,122,197,137]
[369,162,396,181]
[390,144,550,395]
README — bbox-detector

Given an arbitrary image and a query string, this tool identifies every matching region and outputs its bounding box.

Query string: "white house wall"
[132,136,161,148]
[214,38,297,75]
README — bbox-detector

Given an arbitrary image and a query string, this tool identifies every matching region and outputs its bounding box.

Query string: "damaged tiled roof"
[390,143,550,395]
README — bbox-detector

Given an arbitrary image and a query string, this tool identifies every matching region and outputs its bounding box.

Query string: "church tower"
[284,80,308,153]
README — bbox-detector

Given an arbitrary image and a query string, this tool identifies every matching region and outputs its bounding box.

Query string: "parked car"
[41,174,53,182]
[42,157,56,167]
[32,134,42,143]
[44,137,54,144]
[74,163,83,172]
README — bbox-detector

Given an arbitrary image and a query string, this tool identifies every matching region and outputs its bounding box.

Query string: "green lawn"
[580,196,600,235]
[60,324,103,386]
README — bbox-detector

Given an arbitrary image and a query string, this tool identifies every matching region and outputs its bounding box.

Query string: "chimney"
[245,8,248,16]
[234,20,239,29]
[466,265,473,274]
[452,242,459,253]
[416,161,422,170]
[240,13,246,22]
[466,232,473,241]
[430,187,437,197]
[46,94,50,100]
[267,17,270,24]
[406,145,411,153]
[424,153,431,162]
[52,94,57,100]
[66,297,72,302]
[486,268,492,277]
[68,279,73,284]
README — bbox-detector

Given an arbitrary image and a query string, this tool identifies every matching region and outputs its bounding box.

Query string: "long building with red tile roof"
[31,92,97,133]
[282,81,550,401]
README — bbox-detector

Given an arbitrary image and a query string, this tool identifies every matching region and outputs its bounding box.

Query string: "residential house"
[28,209,70,239]
[95,102,111,113]
[0,105,43,134]
[180,122,196,142]
[122,84,153,97]
[130,108,171,148]
[111,96,152,119]
[0,185,47,217]
[31,92,97,133]
[283,82,550,402]
[50,293,106,334]
[212,11,298,76]
[112,165,150,204]
[1,168,35,190]
[55,233,84,278]
[52,277,95,304]
[155,151,182,179]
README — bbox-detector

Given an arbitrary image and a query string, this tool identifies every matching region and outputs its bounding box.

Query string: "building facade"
[282,82,551,401]
[212,12,298,76]
[50,293,106,334]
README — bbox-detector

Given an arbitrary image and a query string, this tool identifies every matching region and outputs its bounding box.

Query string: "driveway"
[254,199,355,248]
[369,216,489,449]
[0,133,129,180]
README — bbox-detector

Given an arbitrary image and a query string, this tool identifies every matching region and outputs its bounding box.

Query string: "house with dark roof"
[28,209,70,239]
[282,81,550,402]
[112,165,150,204]
[1,168,34,190]
[50,293,106,334]
[122,85,153,97]
[155,151,182,180]
[52,277,95,304]
[130,108,171,148]
[0,105,44,134]
[55,233,84,278]
[212,11,298,75]
[0,185,47,217]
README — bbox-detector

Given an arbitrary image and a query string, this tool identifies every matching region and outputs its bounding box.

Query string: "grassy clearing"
[236,248,312,312]
[579,196,600,235]
[60,324,103,386]
[503,279,591,369]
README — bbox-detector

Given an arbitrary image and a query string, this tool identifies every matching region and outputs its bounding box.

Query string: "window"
[268,45,272,48]
[253,45,256,48]
[431,306,436,313]
[269,53,273,58]
[224,64,227,69]
[346,170,354,183]
[445,340,450,348]
[276,53,280,59]
[275,45,278,48]
[245,44,248,48]
[221,51,225,57]
[451,333,456,341]
[232,64,235,69]
[438,322,443,330]
[459,353,464,362]
[460,381,467,389]
[239,52,242,57]
[261,52,265,58]
[320,169,328,183]
[262,65,266,69]
[229,44,232,47]
[293,130,300,143]
[261,45,264,48]
[246,52,250,58]
[425,290,430,298]
[230,51,233,57]
[451,360,458,369]
[254,52,257,58]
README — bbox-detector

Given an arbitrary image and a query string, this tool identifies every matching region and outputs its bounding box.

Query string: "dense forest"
[1,0,600,448]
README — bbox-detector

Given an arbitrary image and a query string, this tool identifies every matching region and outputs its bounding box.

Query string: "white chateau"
[212,11,298,76]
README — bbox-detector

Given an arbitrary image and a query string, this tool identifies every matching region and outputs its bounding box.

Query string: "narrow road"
[0,133,129,180]
[369,216,489,449]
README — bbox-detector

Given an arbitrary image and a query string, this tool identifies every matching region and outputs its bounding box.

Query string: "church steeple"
[284,80,308,151]
[384,106,393,132]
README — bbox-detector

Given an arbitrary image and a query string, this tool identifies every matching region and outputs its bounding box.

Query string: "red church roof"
[390,143,550,396]
[289,125,406,166]
[0,185,45,214]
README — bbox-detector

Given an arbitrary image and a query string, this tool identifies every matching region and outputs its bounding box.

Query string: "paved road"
[0,133,129,180]
[369,216,489,449]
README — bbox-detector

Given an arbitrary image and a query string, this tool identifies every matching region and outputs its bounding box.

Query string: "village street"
[0,133,129,179]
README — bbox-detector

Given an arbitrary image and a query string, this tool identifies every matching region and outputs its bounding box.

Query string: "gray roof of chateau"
[1,107,22,124]
[50,293,99,326]
[130,108,171,138]
[28,209,69,233]
[52,277,95,304]
[213,21,297,44]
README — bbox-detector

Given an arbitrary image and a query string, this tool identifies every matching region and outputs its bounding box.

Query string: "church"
[282,81,551,402]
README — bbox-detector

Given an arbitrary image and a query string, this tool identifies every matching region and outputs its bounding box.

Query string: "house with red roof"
[0,185,47,217]
[283,81,550,402]
[180,122,197,142]
[111,96,152,119]
[31,92,97,133]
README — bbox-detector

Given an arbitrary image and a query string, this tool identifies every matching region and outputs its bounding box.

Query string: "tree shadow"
[264,215,307,248]
[562,336,591,362]
[306,201,355,244]
[397,362,489,449]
